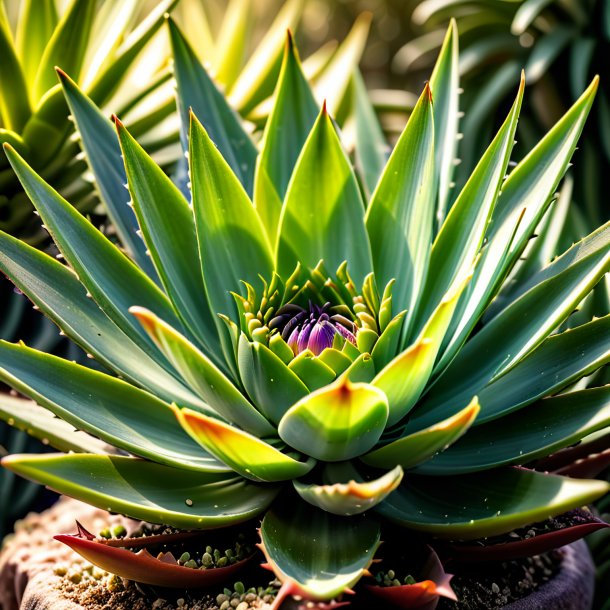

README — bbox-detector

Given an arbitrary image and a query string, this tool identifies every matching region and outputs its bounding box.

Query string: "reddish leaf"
[554,449,610,479]
[534,432,610,472]
[365,546,456,609]
[55,534,252,588]
[441,510,609,562]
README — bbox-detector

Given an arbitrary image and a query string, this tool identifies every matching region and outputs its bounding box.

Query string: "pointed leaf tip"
[424,82,433,103]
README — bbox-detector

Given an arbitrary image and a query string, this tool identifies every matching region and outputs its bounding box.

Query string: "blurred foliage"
[395,0,609,229]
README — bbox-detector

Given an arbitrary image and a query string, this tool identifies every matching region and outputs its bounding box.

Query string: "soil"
[0,497,576,610]
[436,551,561,610]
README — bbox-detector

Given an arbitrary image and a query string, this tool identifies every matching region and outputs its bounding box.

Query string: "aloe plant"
[0,20,609,607]
[401,0,609,228]
[0,0,182,540]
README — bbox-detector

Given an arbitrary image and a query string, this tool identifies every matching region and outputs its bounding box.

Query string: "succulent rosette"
[0,20,609,607]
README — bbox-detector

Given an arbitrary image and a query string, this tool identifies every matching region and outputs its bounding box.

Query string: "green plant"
[0,0,181,540]
[400,0,610,228]
[1,20,610,607]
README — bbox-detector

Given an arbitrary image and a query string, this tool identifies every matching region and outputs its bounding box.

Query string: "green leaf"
[422,233,610,423]
[229,0,303,114]
[57,71,155,279]
[253,31,318,244]
[366,83,435,320]
[237,336,309,424]
[294,464,403,516]
[373,274,470,426]
[86,0,178,105]
[0,394,109,455]
[312,12,371,120]
[190,113,273,324]
[0,341,225,472]
[422,315,610,433]
[511,0,555,35]
[168,18,257,193]
[0,229,204,410]
[525,27,574,83]
[429,19,460,227]
[412,74,524,339]
[343,352,376,383]
[276,106,373,285]
[361,399,479,470]
[493,215,609,318]
[288,350,336,391]
[213,0,251,88]
[278,377,388,461]
[444,77,599,357]
[33,0,95,102]
[260,500,380,600]
[416,387,610,475]
[3,144,181,357]
[370,311,406,371]
[0,6,31,131]
[176,407,314,483]
[132,308,274,437]
[2,454,277,529]
[116,118,223,359]
[351,69,388,198]
[378,468,609,540]
[80,0,138,89]
[15,0,57,85]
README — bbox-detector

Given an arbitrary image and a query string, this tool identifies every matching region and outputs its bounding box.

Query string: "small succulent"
[1,19,610,608]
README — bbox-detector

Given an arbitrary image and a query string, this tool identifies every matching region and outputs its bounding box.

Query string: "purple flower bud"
[270,302,357,356]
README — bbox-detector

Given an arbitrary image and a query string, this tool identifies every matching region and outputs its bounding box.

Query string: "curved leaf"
[422,237,610,423]
[254,31,318,243]
[278,377,388,461]
[0,230,203,409]
[237,335,309,424]
[362,399,479,470]
[57,71,155,279]
[429,19,460,227]
[294,465,403,516]
[3,144,181,358]
[168,18,257,193]
[190,113,273,322]
[55,534,251,588]
[276,106,373,285]
[132,308,274,437]
[116,119,224,360]
[176,407,314,483]
[378,468,609,540]
[2,453,277,529]
[414,315,610,431]
[373,273,470,426]
[260,499,380,601]
[415,387,610,475]
[0,394,109,455]
[0,341,225,472]
[365,83,435,320]
[412,74,524,338]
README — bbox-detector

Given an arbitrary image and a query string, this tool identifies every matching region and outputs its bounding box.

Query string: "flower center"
[269,302,357,356]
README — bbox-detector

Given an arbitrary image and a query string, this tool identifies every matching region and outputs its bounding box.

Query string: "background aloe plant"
[400,0,609,229]
[0,14,610,608]
[0,0,182,540]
